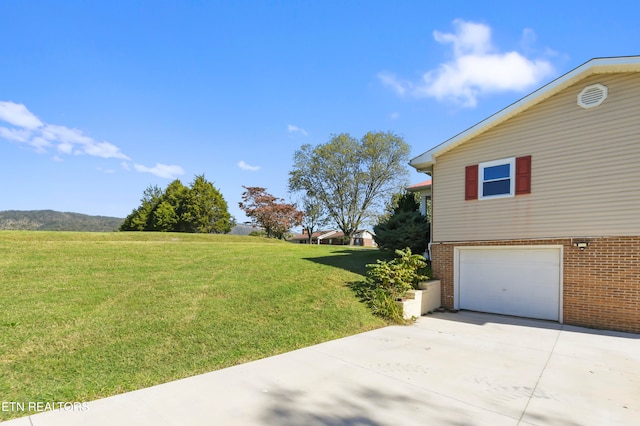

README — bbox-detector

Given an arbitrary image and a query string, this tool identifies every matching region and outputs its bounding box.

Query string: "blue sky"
[1,1,639,223]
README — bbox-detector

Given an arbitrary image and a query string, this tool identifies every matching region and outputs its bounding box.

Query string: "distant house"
[288,230,339,244]
[288,229,377,247]
[409,56,640,334]
[347,230,378,247]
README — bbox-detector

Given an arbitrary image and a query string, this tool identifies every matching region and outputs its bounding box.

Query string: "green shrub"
[352,248,429,323]
[374,191,429,254]
[368,287,404,321]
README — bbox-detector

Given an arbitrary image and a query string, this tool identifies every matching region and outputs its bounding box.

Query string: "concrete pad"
[521,326,640,425]
[313,318,554,419]
[2,311,639,425]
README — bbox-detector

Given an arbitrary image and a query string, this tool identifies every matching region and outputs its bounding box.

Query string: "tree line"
[122,131,428,251]
[120,175,233,233]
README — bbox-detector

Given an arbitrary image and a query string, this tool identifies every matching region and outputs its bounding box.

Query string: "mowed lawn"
[0,231,387,420]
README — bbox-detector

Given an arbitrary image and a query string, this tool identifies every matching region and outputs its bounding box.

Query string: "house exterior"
[410,56,640,333]
[288,229,377,247]
[350,230,378,247]
[288,230,339,244]
[406,179,432,218]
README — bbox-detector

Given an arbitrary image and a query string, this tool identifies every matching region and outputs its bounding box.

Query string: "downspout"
[427,172,433,262]
[422,169,433,262]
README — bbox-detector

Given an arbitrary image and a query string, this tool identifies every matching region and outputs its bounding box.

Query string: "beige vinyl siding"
[433,72,640,242]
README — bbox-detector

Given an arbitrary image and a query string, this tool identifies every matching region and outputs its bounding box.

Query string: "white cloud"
[433,20,492,57]
[238,160,260,171]
[0,102,130,160]
[40,124,130,160]
[390,112,400,120]
[0,126,31,142]
[81,140,130,160]
[57,141,74,154]
[377,72,407,96]
[287,124,308,136]
[134,163,185,179]
[0,101,43,129]
[379,20,555,107]
[520,27,537,51]
[0,101,186,178]
[28,136,51,153]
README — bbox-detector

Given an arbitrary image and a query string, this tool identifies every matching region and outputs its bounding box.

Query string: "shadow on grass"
[302,249,394,276]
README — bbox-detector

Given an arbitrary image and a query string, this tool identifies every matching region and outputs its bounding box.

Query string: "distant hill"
[0,210,124,232]
[229,224,263,236]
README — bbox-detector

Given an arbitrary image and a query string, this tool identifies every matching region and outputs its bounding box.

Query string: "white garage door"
[457,247,561,321]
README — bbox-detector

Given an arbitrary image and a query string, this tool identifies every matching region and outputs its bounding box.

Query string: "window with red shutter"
[468,156,531,200]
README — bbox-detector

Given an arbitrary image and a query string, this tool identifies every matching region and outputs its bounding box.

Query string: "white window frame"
[478,157,515,200]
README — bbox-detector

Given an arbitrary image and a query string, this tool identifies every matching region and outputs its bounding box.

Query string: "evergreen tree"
[120,185,163,231]
[373,191,429,254]
[120,175,232,233]
[150,179,189,232]
[151,179,189,231]
[183,175,232,234]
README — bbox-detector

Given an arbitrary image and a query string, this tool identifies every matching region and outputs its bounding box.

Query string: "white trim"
[478,157,515,200]
[453,245,563,322]
[453,248,461,310]
[317,230,337,239]
[410,56,640,172]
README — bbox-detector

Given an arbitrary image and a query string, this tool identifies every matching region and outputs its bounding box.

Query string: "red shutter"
[465,164,478,200]
[515,155,532,195]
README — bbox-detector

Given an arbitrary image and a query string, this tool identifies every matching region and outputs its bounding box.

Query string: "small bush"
[352,248,429,323]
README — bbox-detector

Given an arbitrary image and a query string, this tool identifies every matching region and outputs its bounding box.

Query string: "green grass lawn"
[0,231,387,420]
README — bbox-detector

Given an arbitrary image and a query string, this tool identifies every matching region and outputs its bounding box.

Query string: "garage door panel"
[458,247,561,321]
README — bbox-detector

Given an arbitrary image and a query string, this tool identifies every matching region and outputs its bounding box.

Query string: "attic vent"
[578,84,608,109]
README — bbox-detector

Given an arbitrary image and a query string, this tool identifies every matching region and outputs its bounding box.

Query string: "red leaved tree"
[239,186,303,239]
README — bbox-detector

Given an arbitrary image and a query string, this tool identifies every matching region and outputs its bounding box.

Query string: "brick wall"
[430,237,640,334]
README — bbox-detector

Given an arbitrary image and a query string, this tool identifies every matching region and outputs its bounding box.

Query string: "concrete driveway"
[3,311,639,425]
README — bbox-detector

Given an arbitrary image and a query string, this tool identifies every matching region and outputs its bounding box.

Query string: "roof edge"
[409,56,640,171]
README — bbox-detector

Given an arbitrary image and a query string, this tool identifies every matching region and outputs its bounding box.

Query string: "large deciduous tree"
[298,196,328,244]
[120,175,232,233]
[288,131,410,244]
[239,186,303,239]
